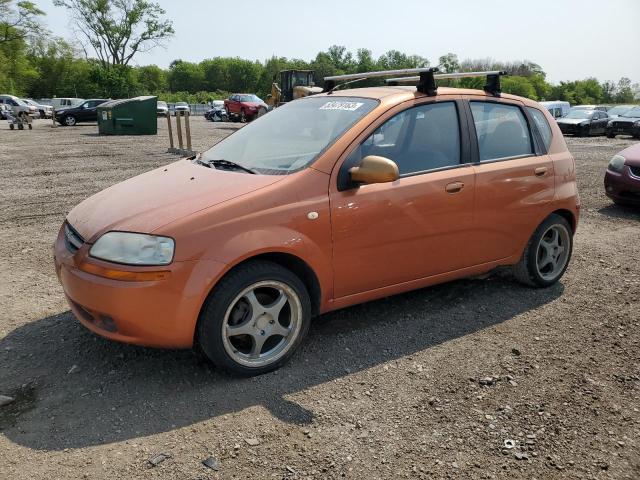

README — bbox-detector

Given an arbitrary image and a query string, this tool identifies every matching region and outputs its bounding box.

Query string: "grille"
[64,222,85,253]
[630,166,640,179]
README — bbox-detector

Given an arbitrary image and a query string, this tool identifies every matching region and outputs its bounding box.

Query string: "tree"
[53,0,173,68]
[167,60,204,93]
[615,77,634,104]
[438,53,459,73]
[0,0,44,44]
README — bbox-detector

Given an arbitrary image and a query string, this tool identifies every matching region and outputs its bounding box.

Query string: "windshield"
[238,95,261,103]
[607,105,633,116]
[158,101,167,107]
[566,110,593,119]
[201,96,378,174]
[621,107,640,118]
[176,102,188,106]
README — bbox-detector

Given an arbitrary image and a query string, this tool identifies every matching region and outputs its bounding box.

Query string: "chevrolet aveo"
[54,70,580,375]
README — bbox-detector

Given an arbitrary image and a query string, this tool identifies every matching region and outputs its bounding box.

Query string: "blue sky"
[35,0,640,84]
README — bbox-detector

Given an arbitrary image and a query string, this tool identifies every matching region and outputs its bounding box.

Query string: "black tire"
[240,109,247,123]
[196,260,311,376]
[512,214,573,288]
[64,115,76,126]
[256,106,267,118]
[606,132,616,139]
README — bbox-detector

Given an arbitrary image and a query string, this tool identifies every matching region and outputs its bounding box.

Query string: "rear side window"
[360,101,461,175]
[527,107,553,151]
[470,102,533,161]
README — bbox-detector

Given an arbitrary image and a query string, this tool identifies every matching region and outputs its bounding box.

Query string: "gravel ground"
[0,118,639,479]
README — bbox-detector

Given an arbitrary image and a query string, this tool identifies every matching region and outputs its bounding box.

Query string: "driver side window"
[360,102,461,175]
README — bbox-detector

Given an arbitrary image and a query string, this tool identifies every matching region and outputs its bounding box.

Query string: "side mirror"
[349,155,400,185]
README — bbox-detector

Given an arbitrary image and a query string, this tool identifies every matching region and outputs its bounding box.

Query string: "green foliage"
[52,0,173,68]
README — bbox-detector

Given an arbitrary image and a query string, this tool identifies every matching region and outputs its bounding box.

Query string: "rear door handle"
[445,181,465,193]
[534,167,548,177]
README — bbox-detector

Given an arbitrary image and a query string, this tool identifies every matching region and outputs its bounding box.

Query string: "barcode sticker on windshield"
[319,101,364,111]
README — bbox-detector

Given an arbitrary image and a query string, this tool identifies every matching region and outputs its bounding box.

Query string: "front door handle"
[534,167,548,177]
[445,181,465,193]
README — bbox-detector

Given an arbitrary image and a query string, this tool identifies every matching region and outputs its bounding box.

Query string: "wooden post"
[166,112,174,150]
[52,107,56,128]
[176,111,183,150]
[184,111,192,152]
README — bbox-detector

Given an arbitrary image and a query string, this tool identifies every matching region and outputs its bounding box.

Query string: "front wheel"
[512,214,573,287]
[197,261,311,376]
[64,115,76,126]
[606,132,616,139]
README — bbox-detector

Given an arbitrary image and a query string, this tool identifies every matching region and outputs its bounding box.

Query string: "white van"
[540,101,570,119]
[49,98,84,109]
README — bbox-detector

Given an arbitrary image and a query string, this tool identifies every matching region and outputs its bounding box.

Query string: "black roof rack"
[323,67,440,94]
[385,70,508,96]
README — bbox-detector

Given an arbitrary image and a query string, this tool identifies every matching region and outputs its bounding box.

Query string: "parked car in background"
[605,143,640,205]
[205,100,228,121]
[23,99,53,119]
[556,108,609,136]
[173,102,190,115]
[224,94,268,122]
[605,106,640,139]
[55,98,110,126]
[0,94,37,118]
[54,70,579,375]
[49,98,84,109]
[572,104,608,112]
[606,104,638,119]
[540,101,570,119]
[157,101,169,116]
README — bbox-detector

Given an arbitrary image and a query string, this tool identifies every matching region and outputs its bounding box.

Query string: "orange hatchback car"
[54,69,579,375]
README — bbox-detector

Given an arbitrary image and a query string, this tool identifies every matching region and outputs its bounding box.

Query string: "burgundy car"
[605,143,640,205]
[224,94,267,123]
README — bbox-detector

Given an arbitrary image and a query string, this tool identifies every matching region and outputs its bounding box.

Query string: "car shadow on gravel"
[598,204,640,221]
[0,275,563,451]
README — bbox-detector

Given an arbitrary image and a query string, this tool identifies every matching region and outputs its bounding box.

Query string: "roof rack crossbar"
[323,67,439,93]
[385,70,508,96]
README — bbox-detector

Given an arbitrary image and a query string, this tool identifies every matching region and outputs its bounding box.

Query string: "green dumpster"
[97,96,158,135]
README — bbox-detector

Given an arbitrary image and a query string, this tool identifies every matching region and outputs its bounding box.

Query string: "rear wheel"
[512,214,573,287]
[606,132,616,139]
[197,261,311,376]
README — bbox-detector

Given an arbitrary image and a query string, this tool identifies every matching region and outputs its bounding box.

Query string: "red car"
[605,143,640,205]
[224,94,268,123]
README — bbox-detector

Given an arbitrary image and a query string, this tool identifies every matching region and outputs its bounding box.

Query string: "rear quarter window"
[470,102,533,161]
[527,107,553,151]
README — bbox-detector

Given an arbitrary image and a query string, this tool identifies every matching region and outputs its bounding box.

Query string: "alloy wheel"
[221,280,302,368]
[535,224,571,281]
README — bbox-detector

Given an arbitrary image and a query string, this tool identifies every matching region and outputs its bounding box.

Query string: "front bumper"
[54,225,227,348]
[558,123,585,135]
[606,124,640,137]
[604,166,640,204]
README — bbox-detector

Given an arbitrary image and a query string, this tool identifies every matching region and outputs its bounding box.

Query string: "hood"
[618,143,640,167]
[67,159,284,242]
[242,102,265,108]
[557,118,589,125]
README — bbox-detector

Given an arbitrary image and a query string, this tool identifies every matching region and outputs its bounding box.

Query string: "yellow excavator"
[266,70,323,108]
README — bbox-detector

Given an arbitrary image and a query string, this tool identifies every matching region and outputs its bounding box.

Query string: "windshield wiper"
[199,158,257,174]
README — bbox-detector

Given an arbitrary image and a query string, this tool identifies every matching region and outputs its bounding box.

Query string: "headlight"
[90,232,174,265]
[608,155,626,173]
[634,120,640,127]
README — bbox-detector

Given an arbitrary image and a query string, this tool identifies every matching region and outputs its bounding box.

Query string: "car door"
[329,98,476,298]
[597,112,609,134]
[466,100,555,265]
[228,95,239,115]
